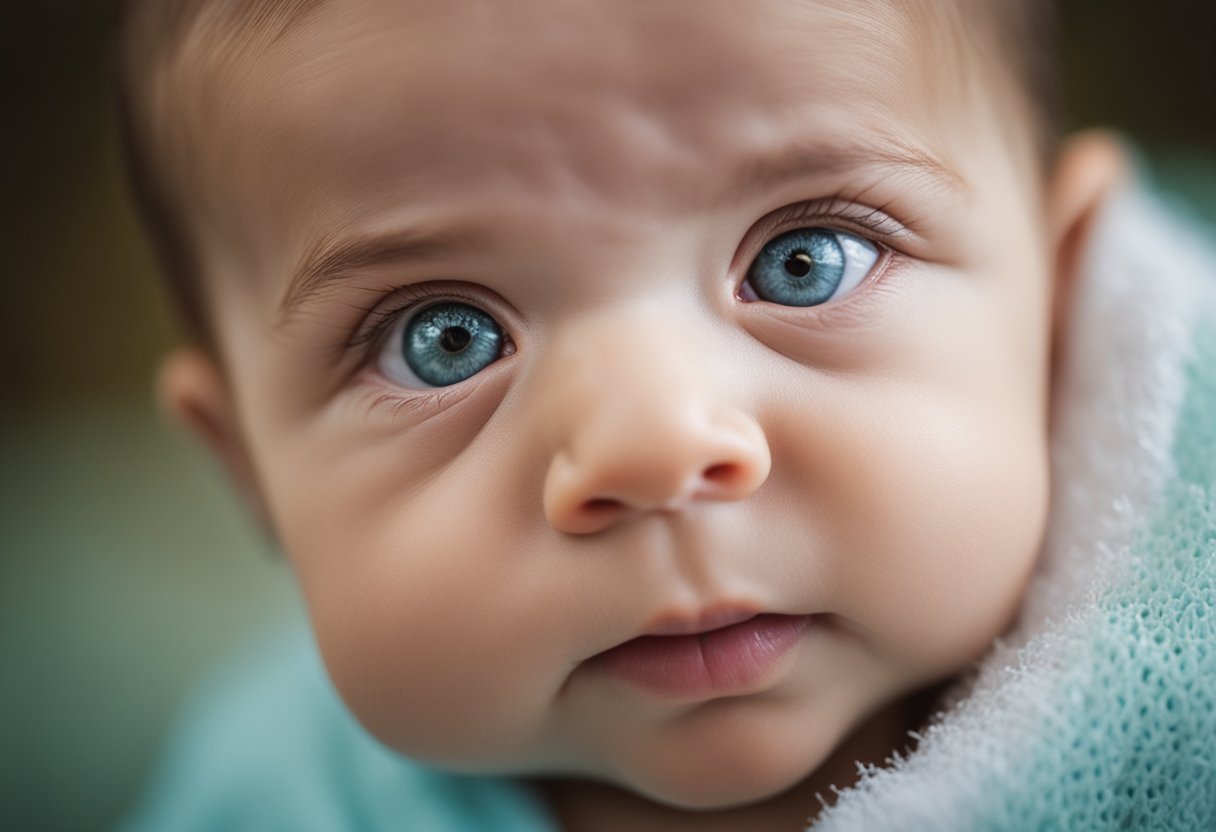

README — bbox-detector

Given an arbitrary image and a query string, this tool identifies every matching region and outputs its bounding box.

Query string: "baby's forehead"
[177,0,995,305]
[249,0,962,145]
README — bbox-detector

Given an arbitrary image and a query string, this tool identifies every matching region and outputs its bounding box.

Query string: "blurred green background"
[2,3,1214,831]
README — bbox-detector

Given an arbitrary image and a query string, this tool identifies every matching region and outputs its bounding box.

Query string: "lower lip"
[593,614,813,699]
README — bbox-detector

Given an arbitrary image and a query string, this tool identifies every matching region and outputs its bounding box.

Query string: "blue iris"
[403,302,503,387]
[747,228,846,307]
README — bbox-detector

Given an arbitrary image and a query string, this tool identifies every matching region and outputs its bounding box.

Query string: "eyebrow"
[279,227,491,324]
[724,136,967,206]
[277,137,966,324]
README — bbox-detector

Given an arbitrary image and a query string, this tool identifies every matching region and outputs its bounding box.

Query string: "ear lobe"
[157,349,263,515]
[1047,130,1131,346]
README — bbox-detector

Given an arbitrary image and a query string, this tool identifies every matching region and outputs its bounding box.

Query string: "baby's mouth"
[589,613,814,700]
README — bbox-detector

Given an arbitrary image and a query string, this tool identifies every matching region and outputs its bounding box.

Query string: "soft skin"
[157,0,1124,827]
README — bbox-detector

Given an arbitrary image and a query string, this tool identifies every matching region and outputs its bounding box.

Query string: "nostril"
[703,463,737,483]
[584,497,625,513]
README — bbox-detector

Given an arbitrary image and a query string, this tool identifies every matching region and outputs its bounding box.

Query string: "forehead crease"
[211,0,962,249]
[176,0,333,53]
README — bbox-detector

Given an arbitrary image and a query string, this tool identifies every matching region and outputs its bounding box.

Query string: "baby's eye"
[378,301,505,388]
[742,227,879,307]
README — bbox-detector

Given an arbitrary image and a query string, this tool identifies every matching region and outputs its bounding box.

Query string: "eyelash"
[348,283,492,352]
[749,197,909,254]
[359,379,479,423]
[351,197,911,409]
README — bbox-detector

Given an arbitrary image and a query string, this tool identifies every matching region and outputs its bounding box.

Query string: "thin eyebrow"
[279,227,490,324]
[724,136,968,206]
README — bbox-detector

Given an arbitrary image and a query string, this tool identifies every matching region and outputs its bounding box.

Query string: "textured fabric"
[124,186,1216,830]
[812,187,1216,830]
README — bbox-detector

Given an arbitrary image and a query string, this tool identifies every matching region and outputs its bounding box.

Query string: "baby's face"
[193,0,1054,809]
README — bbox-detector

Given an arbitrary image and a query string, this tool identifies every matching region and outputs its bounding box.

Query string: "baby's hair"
[113,0,1058,348]
[114,0,329,350]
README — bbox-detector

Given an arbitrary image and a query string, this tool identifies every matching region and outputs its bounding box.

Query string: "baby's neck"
[533,691,937,832]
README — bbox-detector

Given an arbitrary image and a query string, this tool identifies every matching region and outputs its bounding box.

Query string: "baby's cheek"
[822,385,1049,676]
[273,462,560,768]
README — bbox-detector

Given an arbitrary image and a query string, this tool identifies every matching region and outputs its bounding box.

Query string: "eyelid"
[349,280,523,356]
[738,198,911,270]
[349,283,483,351]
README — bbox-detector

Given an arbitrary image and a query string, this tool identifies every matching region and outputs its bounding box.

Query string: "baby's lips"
[593,613,815,700]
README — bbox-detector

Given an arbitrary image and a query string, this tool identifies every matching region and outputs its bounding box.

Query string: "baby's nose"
[543,409,770,535]
[538,311,770,535]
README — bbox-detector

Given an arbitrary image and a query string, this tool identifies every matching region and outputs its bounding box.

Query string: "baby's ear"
[1047,130,1130,344]
[156,348,268,524]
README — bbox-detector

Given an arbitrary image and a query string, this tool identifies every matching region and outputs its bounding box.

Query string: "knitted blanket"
[813,185,1216,830]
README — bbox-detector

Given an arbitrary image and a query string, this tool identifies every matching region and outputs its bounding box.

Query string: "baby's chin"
[562,692,919,813]
[426,737,827,809]
[588,717,851,812]
[619,763,817,812]
[410,713,842,813]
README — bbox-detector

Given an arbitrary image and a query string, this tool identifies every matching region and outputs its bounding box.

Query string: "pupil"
[439,326,472,353]
[784,252,813,278]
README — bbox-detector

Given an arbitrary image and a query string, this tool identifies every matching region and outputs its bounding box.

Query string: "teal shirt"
[122,627,560,831]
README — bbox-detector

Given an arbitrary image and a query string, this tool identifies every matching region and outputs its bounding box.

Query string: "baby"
[115,0,1152,829]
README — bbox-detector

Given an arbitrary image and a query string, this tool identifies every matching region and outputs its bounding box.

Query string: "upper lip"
[640,603,762,637]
